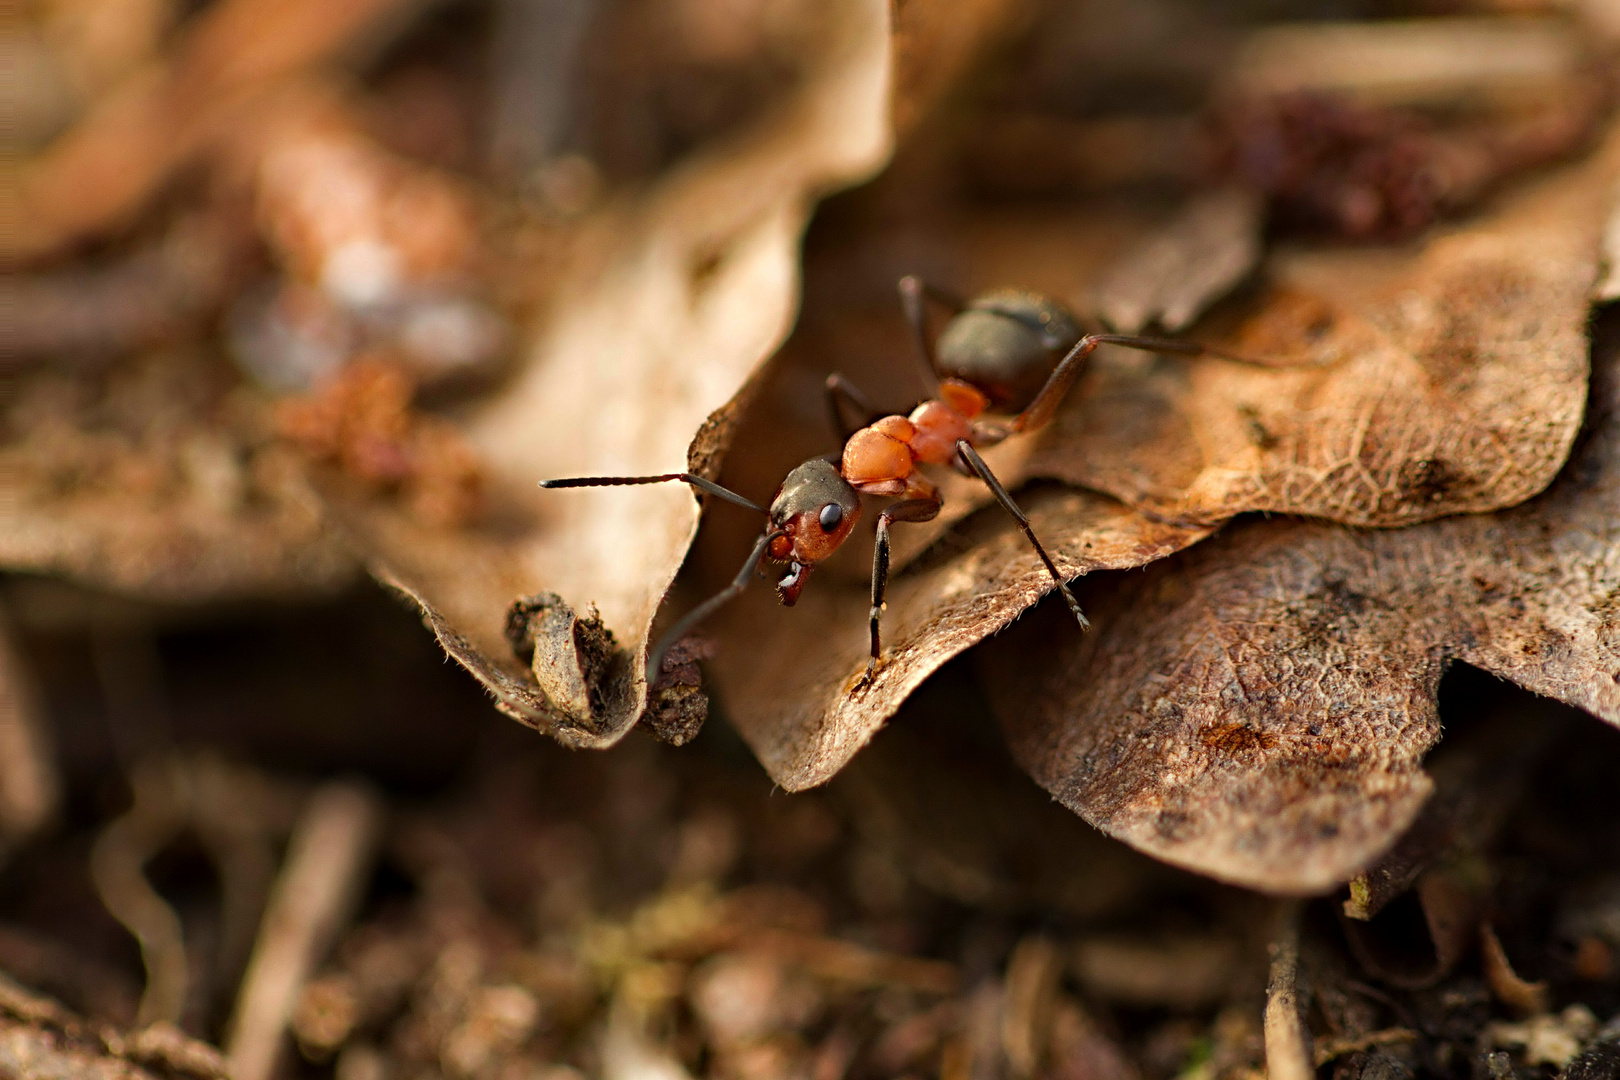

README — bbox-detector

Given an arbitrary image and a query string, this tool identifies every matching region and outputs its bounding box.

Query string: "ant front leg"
[955,440,1089,630]
[897,276,966,394]
[866,495,943,676]
[825,373,881,443]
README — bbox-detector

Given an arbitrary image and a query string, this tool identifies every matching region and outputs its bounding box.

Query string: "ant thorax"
[843,378,990,488]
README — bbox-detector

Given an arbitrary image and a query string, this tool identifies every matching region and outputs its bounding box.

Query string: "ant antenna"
[539,472,767,514]
[645,529,782,684]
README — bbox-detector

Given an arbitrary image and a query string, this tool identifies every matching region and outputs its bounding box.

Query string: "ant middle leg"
[866,495,943,675]
[825,373,881,443]
[954,440,1089,630]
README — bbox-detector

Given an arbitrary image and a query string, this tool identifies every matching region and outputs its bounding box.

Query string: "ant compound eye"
[818,502,843,532]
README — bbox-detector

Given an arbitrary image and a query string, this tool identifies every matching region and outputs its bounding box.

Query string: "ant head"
[765,458,862,606]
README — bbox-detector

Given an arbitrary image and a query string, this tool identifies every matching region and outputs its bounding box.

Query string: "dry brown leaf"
[709,490,1212,789]
[702,119,1617,791]
[980,331,1620,895]
[345,0,893,747]
[1028,126,1616,526]
[737,117,1617,588]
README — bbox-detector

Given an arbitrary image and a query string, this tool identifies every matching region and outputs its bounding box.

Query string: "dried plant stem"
[1263,900,1313,1080]
[225,780,382,1080]
[1224,17,1579,106]
[89,758,191,1027]
[1001,935,1061,1078]
[0,607,57,848]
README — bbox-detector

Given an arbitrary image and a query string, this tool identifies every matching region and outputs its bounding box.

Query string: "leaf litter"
[6,0,1620,895]
[9,612,1617,1080]
[702,113,1620,793]
[10,4,1620,1080]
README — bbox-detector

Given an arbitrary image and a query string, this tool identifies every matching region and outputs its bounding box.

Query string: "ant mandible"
[542,276,1246,684]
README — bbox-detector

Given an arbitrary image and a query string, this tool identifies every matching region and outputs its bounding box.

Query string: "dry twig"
[226,780,383,1080]
[0,606,57,852]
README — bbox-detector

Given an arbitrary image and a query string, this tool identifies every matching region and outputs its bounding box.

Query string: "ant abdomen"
[934,289,1082,413]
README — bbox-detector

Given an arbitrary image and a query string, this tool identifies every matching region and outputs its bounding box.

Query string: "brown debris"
[1222,17,1586,110]
[1573,936,1616,982]
[5,209,254,366]
[1091,186,1265,334]
[246,90,479,298]
[889,0,1031,140]
[0,350,360,604]
[1000,936,1061,1078]
[1480,924,1551,1017]
[641,636,715,746]
[1335,701,1566,990]
[1208,82,1610,239]
[7,573,1618,1080]
[88,757,193,1028]
[275,358,485,529]
[1342,698,1563,923]
[225,82,508,391]
[1341,860,1489,990]
[1072,934,1251,1011]
[0,973,228,1080]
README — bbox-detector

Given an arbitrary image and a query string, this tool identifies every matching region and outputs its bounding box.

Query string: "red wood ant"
[542,276,1249,684]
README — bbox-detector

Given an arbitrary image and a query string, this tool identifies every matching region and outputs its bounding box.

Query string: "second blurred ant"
[542,276,1251,684]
